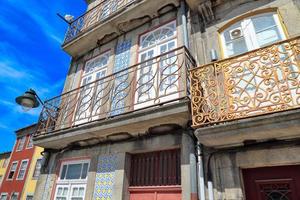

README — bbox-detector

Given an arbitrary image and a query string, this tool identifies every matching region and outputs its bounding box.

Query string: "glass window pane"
[17,136,26,151]
[60,165,67,179]
[252,14,276,32]
[256,26,281,46]
[225,38,248,57]
[81,163,88,179]
[66,164,82,179]
[63,188,68,196]
[0,194,7,200]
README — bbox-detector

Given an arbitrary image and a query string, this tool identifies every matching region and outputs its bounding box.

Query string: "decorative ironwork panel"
[64,0,136,43]
[191,36,300,127]
[93,154,117,200]
[35,47,194,136]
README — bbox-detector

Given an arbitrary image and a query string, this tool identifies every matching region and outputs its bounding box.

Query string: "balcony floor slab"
[34,100,190,149]
[194,108,300,148]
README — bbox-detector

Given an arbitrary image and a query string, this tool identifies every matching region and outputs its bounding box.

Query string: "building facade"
[0,125,43,200]
[32,0,300,200]
[0,152,11,188]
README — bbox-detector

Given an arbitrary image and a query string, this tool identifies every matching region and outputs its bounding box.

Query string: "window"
[17,136,26,151]
[10,193,18,200]
[2,158,9,168]
[0,193,8,200]
[26,195,33,200]
[74,52,109,123]
[7,161,18,180]
[17,160,29,180]
[33,158,42,179]
[220,12,286,57]
[26,135,33,149]
[54,160,89,200]
[136,21,178,107]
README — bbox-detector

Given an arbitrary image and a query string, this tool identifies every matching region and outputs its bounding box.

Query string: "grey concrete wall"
[188,0,300,65]
[34,131,196,200]
[203,145,300,200]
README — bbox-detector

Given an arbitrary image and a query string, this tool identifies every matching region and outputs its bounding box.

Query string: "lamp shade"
[15,89,40,109]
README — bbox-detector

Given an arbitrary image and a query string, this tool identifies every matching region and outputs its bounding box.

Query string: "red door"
[243,165,300,200]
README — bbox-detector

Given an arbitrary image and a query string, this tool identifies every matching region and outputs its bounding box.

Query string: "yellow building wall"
[0,154,10,187]
[21,146,44,200]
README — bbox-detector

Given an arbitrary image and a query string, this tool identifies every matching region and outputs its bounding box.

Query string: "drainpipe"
[207,153,215,200]
[196,142,206,200]
[180,0,189,48]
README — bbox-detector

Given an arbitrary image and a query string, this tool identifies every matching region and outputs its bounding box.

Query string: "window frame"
[219,11,287,58]
[6,161,18,181]
[54,159,90,200]
[10,192,18,200]
[26,135,33,149]
[16,159,29,180]
[0,193,8,200]
[16,136,26,152]
[32,158,42,179]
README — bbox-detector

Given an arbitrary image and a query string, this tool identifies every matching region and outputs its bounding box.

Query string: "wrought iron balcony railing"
[36,47,195,136]
[191,36,300,128]
[64,0,136,44]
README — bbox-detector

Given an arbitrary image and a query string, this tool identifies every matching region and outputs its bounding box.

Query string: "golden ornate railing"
[64,0,136,44]
[191,36,300,128]
[36,47,194,136]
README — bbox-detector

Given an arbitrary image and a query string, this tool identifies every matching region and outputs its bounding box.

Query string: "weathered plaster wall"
[34,131,196,200]
[189,0,300,65]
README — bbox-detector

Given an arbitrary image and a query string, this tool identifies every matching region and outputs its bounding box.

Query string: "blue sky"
[0,0,86,153]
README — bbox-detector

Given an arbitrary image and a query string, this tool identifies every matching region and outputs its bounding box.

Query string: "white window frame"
[16,159,29,180]
[0,193,8,200]
[7,161,18,180]
[54,159,90,200]
[135,20,178,109]
[220,12,286,58]
[10,192,18,200]
[26,135,33,149]
[74,52,110,125]
[16,136,26,151]
[32,158,42,179]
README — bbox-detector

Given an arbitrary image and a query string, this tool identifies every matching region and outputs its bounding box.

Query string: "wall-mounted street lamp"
[15,89,43,111]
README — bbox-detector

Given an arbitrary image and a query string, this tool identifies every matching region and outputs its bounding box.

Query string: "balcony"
[191,36,300,147]
[34,47,194,149]
[63,0,136,44]
[62,0,180,57]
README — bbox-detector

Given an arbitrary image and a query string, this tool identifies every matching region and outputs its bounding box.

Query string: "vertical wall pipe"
[208,181,215,200]
[196,142,206,200]
[180,0,189,48]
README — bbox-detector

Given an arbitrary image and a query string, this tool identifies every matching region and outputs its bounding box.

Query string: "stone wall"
[206,144,300,199]
[34,131,197,200]
[188,0,300,65]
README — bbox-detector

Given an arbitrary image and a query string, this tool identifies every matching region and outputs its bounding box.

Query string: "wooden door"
[129,149,181,200]
[243,165,300,200]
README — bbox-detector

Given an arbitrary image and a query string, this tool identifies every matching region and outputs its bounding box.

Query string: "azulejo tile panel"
[93,154,117,200]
